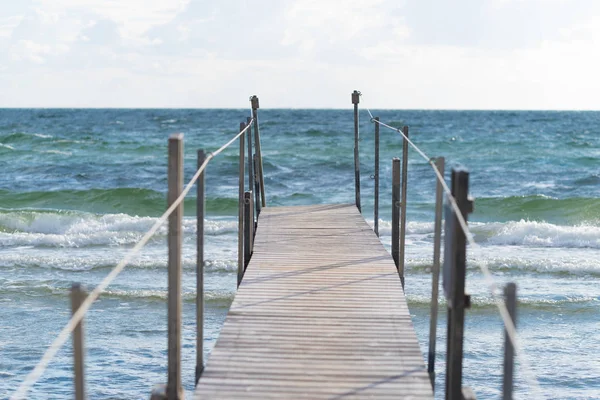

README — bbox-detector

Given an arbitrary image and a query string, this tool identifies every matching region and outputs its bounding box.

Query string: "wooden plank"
[194,204,432,399]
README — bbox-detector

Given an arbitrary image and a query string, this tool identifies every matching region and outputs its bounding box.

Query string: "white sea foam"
[0,143,15,150]
[0,211,237,248]
[376,218,600,249]
[486,220,600,248]
[523,181,556,189]
[0,246,236,272]
[40,150,72,156]
[33,133,53,139]
[373,220,434,237]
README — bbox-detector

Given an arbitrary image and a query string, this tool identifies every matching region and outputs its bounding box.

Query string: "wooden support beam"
[444,168,474,400]
[70,283,86,400]
[352,90,361,212]
[428,156,445,389]
[195,149,206,385]
[167,133,184,400]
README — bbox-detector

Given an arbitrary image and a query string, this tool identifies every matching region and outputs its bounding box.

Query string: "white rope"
[365,106,544,398]
[10,119,254,400]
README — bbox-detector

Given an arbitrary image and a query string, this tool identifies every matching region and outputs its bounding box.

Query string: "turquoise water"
[1,108,599,399]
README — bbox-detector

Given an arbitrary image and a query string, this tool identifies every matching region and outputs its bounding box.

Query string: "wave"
[377,218,600,250]
[0,250,237,272]
[407,249,600,277]
[0,281,235,303]
[406,293,599,312]
[481,220,600,248]
[0,188,239,216]
[101,288,235,303]
[0,210,236,247]
[474,195,600,225]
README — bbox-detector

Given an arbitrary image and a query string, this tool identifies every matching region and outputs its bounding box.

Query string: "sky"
[0,0,599,109]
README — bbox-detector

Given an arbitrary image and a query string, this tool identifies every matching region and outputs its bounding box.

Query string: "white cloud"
[0,15,24,38]
[0,0,599,109]
[33,0,190,37]
[282,0,409,55]
[10,40,69,64]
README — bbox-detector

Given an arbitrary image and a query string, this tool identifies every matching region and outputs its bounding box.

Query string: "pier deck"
[194,203,432,399]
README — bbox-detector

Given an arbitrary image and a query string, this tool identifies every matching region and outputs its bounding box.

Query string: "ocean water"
[0,108,599,399]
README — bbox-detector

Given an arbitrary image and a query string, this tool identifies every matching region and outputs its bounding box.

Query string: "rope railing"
[10,118,255,400]
[363,104,544,398]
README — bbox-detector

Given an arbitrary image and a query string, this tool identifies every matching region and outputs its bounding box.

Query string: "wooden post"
[238,122,245,288]
[250,96,266,208]
[399,125,409,289]
[503,282,517,400]
[374,117,380,237]
[70,283,86,400]
[167,133,184,400]
[428,156,445,388]
[244,191,253,268]
[253,155,261,219]
[246,116,254,209]
[444,168,473,400]
[392,158,401,277]
[250,186,255,244]
[195,149,206,385]
[352,90,361,212]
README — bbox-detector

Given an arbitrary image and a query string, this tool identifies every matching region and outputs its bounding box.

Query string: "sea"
[0,108,599,399]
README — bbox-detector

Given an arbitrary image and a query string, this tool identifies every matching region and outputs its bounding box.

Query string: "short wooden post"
[238,123,245,288]
[253,154,261,219]
[428,156,445,388]
[399,125,409,289]
[167,133,184,400]
[444,168,473,400]
[246,116,255,207]
[195,149,206,385]
[250,96,266,208]
[503,282,517,400]
[70,283,86,400]
[244,191,253,268]
[374,116,380,237]
[392,158,401,277]
[352,90,361,212]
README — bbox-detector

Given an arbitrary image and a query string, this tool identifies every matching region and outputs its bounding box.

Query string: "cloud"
[33,0,190,37]
[0,0,599,108]
[0,15,24,38]
[10,39,69,64]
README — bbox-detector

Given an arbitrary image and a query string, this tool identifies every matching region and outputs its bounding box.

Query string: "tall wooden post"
[399,125,409,289]
[374,117,380,237]
[428,156,445,388]
[503,283,517,400]
[250,96,266,208]
[444,168,473,400]
[352,90,361,212]
[70,283,86,400]
[167,133,184,400]
[195,149,206,385]
[246,116,254,212]
[244,191,253,269]
[392,158,401,277]
[238,123,245,288]
[253,154,261,219]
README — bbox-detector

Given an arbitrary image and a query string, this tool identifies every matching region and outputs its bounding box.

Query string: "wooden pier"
[194,204,432,398]
[14,93,524,400]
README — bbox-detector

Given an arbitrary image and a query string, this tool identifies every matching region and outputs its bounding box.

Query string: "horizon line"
[0,106,598,112]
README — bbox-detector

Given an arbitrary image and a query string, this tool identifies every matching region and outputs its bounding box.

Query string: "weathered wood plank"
[194,204,432,399]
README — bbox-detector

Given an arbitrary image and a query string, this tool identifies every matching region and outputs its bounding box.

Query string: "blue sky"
[0,0,599,109]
